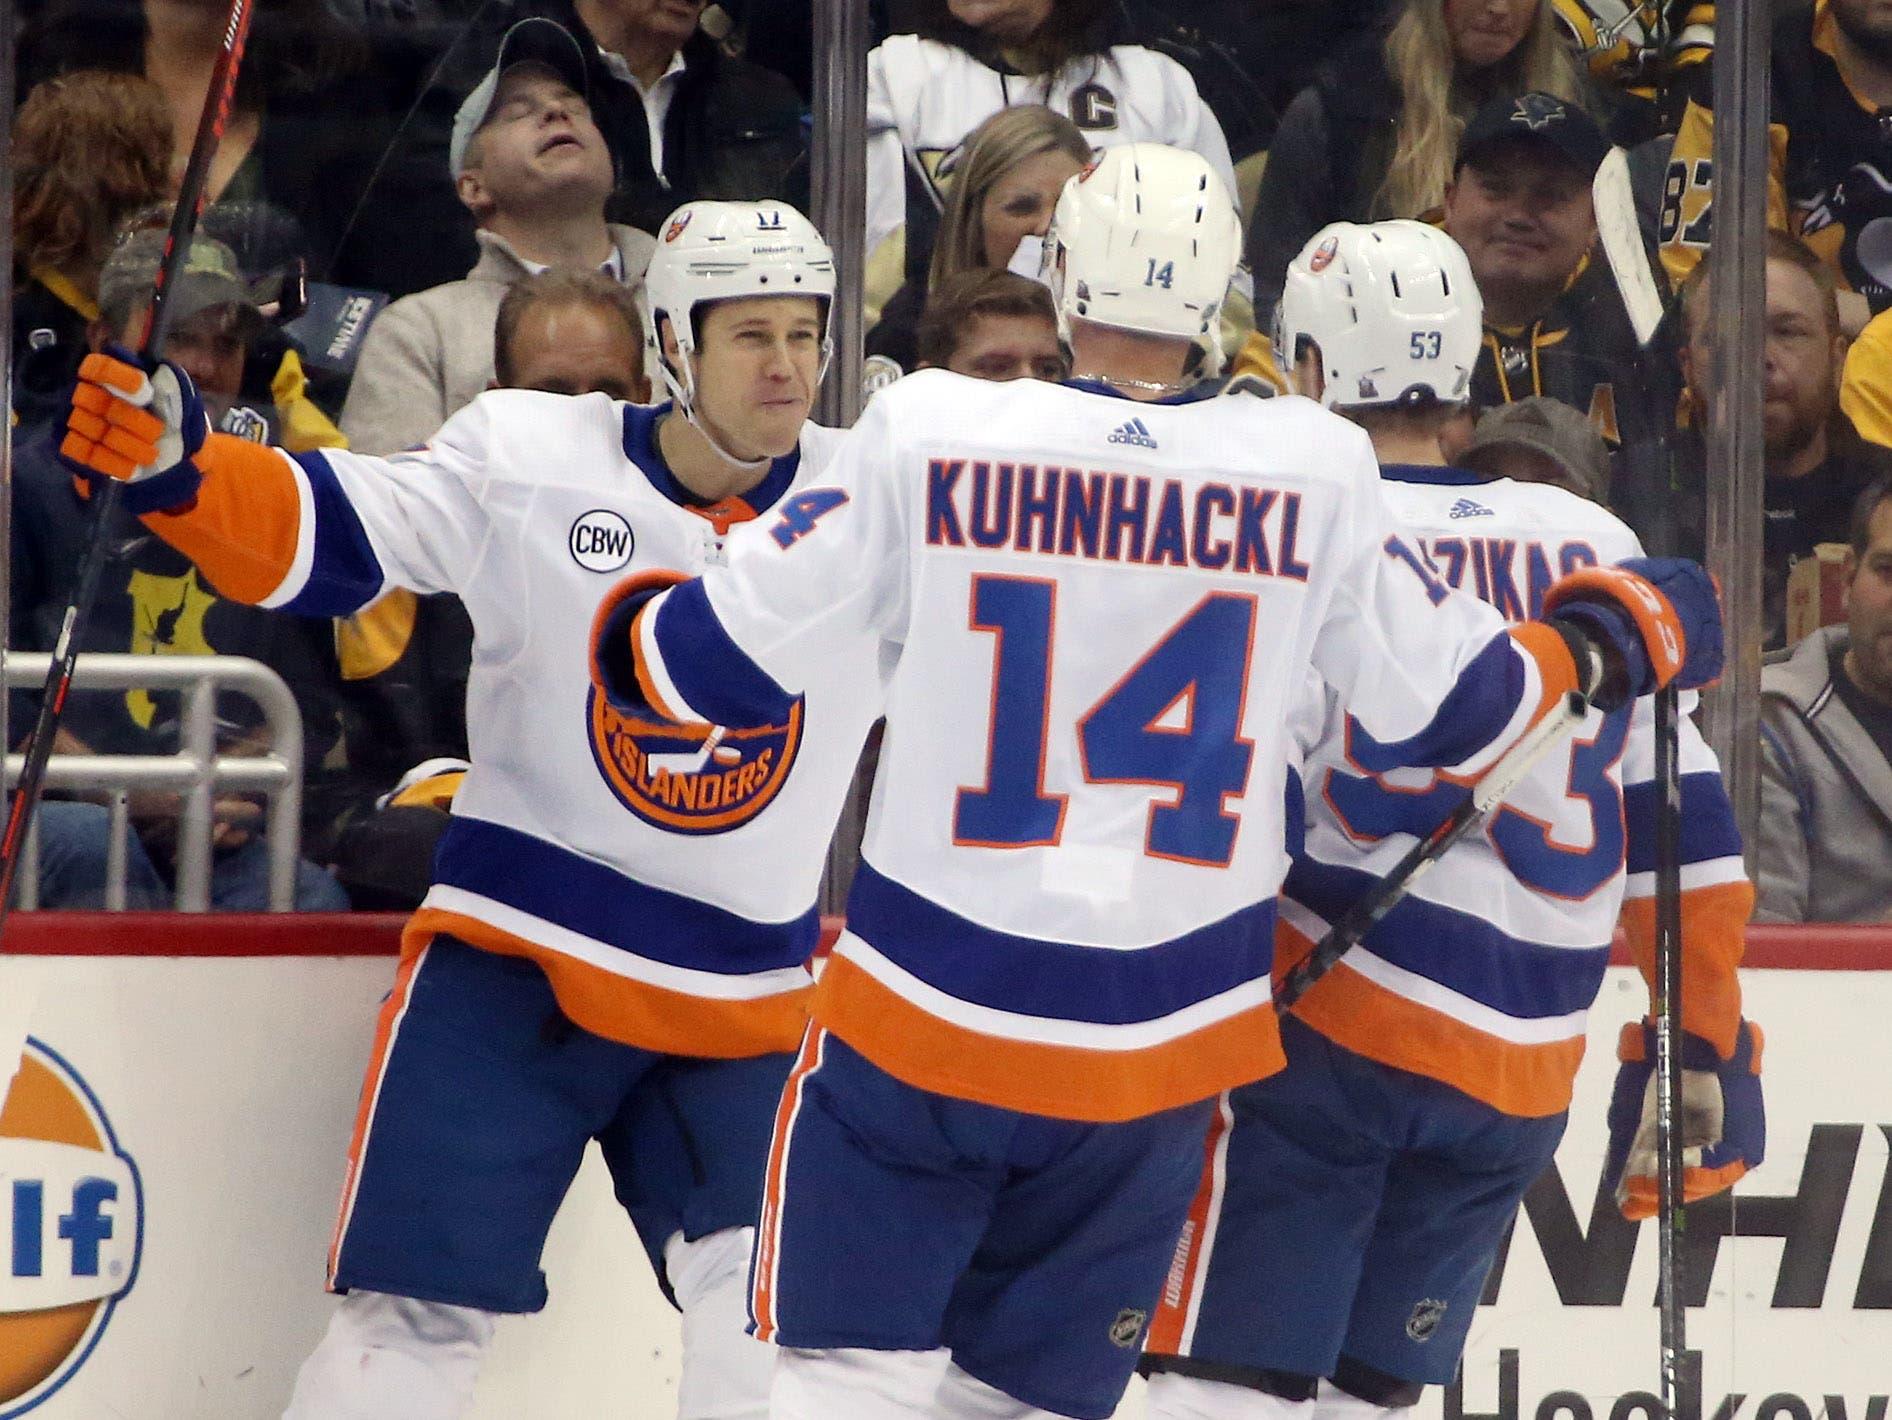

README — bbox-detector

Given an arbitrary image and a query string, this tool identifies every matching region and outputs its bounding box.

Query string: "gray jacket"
[339,224,655,456]
[1756,624,1892,922]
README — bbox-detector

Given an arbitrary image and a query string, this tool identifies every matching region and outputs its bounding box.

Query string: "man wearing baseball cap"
[341,17,654,455]
[1443,91,1685,552]
[1459,395,1612,504]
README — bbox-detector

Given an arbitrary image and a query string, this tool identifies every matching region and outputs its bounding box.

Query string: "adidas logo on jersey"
[1448,497,1494,519]
[1108,418,1158,449]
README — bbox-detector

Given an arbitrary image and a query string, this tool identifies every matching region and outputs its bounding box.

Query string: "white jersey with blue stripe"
[609,374,1593,1121]
[1279,465,1750,1117]
[243,392,858,1057]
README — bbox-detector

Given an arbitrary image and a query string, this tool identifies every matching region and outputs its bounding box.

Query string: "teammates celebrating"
[60,144,1759,1420]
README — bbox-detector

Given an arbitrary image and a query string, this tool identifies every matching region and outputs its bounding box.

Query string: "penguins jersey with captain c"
[1280,466,1752,1117]
[137,391,865,1059]
[599,373,1602,1124]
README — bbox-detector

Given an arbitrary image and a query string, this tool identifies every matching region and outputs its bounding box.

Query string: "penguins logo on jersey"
[587,690,804,835]
[0,1040,142,1416]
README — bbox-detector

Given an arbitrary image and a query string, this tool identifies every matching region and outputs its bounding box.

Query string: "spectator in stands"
[1458,393,1610,503]
[17,0,397,292]
[348,0,807,299]
[493,266,649,399]
[340,18,653,455]
[1681,229,1892,650]
[1757,477,1892,923]
[864,0,1239,332]
[1549,0,1713,143]
[11,230,349,911]
[914,268,1068,381]
[865,105,1089,380]
[1660,0,1892,337]
[1235,0,1586,379]
[328,269,650,910]
[1841,306,1892,450]
[1434,92,1683,551]
[10,71,174,436]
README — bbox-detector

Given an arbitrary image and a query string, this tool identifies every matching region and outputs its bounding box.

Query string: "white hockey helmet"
[1274,220,1483,410]
[1040,143,1242,362]
[640,200,836,416]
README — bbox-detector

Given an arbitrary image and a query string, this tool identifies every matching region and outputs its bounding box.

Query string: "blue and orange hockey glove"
[1544,557,1723,710]
[59,346,209,514]
[1604,1018,1764,1220]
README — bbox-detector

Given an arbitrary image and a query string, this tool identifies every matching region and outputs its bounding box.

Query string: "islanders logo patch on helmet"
[0,1040,142,1416]
[587,689,803,834]
[664,211,693,243]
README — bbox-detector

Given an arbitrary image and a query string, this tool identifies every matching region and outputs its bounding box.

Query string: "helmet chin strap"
[664,350,773,474]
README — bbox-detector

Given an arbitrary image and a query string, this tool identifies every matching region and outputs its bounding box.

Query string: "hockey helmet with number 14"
[640,201,836,419]
[1275,220,1483,410]
[1040,143,1242,365]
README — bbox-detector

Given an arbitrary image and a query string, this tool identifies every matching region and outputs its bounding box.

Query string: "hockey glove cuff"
[590,568,690,720]
[1605,1018,1764,1221]
[60,346,210,514]
[1544,559,1722,708]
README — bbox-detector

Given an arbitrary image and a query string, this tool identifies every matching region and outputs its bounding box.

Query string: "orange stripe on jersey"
[1277,923,1588,1118]
[1508,621,1583,724]
[1619,880,1751,1060]
[327,941,430,1288]
[144,433,304,604]
[751,1025,824,1343]
[1145,1092,1233,1357]
[811,953,1286,1123]
[404,911,810,1059]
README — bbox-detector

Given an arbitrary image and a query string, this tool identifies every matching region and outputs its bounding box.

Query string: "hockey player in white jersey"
[588,151,1725,1420]
[1141,222,1765,1420]
[59,201,867,1420]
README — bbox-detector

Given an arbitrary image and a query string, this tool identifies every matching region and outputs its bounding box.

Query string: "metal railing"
[4,653,305,911]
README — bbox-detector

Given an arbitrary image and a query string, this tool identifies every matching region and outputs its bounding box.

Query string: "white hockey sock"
[932,1358,1070,1419]
[1315,1380,1417,1420]
[771,1345,952,1419]
[1145,1371,1319,1420]
[281,1289,495,1420]
[667,1226,774,1420]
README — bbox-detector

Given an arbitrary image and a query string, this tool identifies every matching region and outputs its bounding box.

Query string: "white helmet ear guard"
[641,200,837,420]
[1040,143,1242,367]
[1275,219,1483,410]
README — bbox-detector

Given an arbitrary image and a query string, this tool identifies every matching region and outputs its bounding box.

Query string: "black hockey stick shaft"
[1275,691,1589,1013]
[0,0,255,929]
[1652,683,1689,1416]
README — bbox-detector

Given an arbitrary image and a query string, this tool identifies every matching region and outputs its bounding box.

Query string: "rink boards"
[0,917,1885,1420]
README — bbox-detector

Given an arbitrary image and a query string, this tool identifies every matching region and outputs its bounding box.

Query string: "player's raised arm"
[60,348,491,616]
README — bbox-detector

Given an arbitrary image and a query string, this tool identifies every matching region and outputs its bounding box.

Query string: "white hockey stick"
[1593,146,1666,349]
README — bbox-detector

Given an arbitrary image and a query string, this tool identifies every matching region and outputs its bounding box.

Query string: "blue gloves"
[1604,1019,1764,1220]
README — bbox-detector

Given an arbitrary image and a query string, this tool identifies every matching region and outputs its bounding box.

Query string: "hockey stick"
[1651,683,1689,1417]
[0,0,256,944]
[1593,146,1666,350]
[1274,690,1590,1013]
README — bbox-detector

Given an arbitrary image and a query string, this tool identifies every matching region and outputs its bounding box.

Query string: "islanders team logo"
[0,1040,142,1416]
[664,211,693,243]
[587,689,804,835]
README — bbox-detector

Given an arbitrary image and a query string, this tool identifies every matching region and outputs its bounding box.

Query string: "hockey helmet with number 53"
[1040,143,1242,363]
[1275,220,1482,410]
[640,200,836,416]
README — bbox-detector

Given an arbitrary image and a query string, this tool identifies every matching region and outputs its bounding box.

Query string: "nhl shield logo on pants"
[0,1040,142,1416]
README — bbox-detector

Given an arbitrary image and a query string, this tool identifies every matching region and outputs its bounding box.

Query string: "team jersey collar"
[620,401,803,524]
[1380,462,1490,486]
[1062,376,1223,405]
